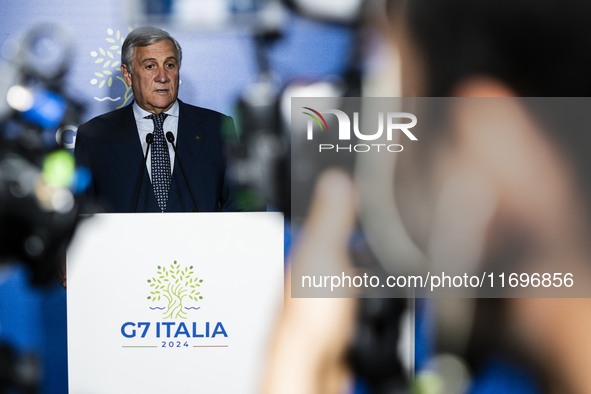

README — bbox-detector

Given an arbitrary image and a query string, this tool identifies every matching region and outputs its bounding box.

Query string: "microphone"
[166,131,200,212]
[132,133,153,212]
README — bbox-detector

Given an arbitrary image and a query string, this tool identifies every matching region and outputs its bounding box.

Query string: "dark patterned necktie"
[146,113,170,212]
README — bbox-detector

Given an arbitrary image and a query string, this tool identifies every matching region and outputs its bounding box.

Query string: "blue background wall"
[0,1,353,392]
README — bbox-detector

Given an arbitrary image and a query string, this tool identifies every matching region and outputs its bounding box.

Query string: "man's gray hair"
[121,26,182,73]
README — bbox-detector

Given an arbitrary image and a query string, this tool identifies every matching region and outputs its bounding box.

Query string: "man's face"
[121,39,179,114]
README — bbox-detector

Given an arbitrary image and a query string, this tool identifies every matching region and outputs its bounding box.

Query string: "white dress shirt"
[133,100,179,180]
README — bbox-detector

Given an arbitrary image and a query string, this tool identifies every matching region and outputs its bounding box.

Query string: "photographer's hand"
[263,170,358,394]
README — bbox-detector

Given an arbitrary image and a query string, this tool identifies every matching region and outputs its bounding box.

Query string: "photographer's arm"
[262,170,358,394]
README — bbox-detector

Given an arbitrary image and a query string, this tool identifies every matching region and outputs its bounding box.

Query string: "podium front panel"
[67,212,284,394]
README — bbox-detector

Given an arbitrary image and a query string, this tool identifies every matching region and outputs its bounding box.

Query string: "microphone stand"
[165,132,200,212]
[132,133,153,212]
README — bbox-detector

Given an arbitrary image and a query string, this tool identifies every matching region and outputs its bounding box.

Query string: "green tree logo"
[147,260,204,319]
[89,27,134,108]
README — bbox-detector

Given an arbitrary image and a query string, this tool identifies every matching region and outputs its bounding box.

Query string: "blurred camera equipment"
[0,22,85,393]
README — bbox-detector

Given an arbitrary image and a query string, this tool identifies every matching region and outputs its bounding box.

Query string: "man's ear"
[436,78,578,261]
[449,80,591,386]
[426,78,580,357]
[121,64,132,86]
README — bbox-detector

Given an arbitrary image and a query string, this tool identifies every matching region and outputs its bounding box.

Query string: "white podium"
[67,212,284,394]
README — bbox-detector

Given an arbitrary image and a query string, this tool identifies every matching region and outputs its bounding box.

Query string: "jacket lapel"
[167,100,205,211]
[109,104,159,212]
[108,105,143,180]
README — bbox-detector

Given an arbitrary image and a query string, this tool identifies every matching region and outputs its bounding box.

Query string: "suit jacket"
[75,100,241,213]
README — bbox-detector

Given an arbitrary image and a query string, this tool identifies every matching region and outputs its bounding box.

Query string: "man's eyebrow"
[139,57,178,64]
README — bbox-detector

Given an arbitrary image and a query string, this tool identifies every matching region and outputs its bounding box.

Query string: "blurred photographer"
[264,0,591,393]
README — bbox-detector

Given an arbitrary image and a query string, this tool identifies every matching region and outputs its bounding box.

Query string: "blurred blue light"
[21,89,66,129]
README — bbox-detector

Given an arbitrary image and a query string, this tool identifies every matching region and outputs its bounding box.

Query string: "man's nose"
[155,68,169,83]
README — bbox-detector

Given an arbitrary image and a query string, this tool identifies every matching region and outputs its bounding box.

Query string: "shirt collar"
[132,100,180,120]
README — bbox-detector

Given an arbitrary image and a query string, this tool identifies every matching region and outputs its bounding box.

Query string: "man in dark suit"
[75,26,240,213]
